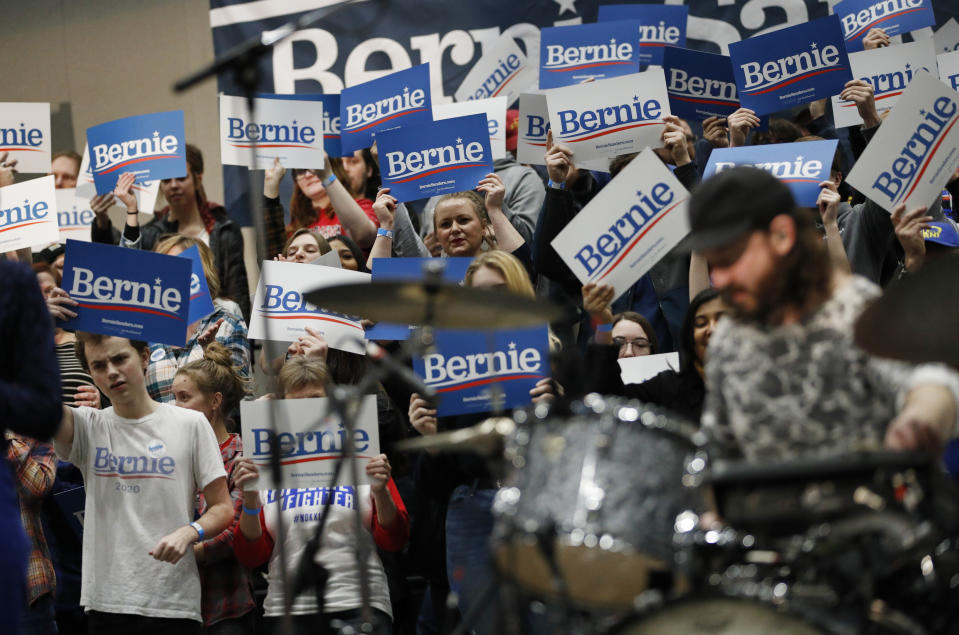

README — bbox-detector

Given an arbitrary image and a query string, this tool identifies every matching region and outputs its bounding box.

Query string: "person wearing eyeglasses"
[583,283,659,360]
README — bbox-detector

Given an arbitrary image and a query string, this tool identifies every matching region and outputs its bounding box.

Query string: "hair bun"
[203,341,232,367]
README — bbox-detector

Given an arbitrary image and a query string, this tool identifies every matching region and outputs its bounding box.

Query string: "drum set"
[305,255,959,634]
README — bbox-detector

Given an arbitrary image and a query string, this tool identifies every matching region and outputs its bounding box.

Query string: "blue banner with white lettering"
[339,64,432,154]
[540,20,641,89]
[729,16,852,115]
[85,111,186,195]
[207,0,957,226]
[662,46,740,120]
[59,239,192,346]
[834,0,935,53]
[598,4,689,67]
[376,113,493,202]
[702,139,839,206]
[180,245,216,324]
[413,325,549,416]
[261,92,344,158]
[366,257,473,340]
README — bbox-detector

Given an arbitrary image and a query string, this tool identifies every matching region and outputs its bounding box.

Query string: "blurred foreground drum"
[611,596,827,634]
[491,394,703,609]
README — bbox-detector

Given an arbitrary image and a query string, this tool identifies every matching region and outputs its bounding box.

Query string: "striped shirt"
[55,340,94,405]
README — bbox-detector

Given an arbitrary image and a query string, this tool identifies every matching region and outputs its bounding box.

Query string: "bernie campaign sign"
[219,95,326,169]
[515,91,609,172]
[0,102,51,174]
[367,257,473,340]
[248,260,369,354]
[546,69,670,162]
[261,92,345,158]
[454,33,537,107]
[597,4,689,68]
[729,16,852,115]
[413,325,550,417]
[240,395,379,490]
[846,73,959,214]
[551,149,690,301]
[55,188,94,245]
[663,46,740,121]
[940,50,959,92]
[376,113,493,202]
[833,0,935,54]
[75,145,161,215]
[339,64,432,154]
[59,240,192,346]
[0,175,58,252]
[832,39,938,129]
[934,19,959,55]
[703,139,839,206]
[180,245,216,325]
[433,97,508,160]
[539,20,642,89]
[86,111,186,195]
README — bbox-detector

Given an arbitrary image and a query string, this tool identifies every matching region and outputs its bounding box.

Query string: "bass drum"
[613,596,829,635]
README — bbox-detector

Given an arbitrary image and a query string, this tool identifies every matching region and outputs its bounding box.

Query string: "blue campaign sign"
[376,113,494,202]
[703,139,839,206]
[86,111,186,195]
[339,64,432,154]
[834,0,935,53]
[59,240,192,346]
[366,257,473,340]
[539,20,642,89]
[179,245,215,324]
[413,325,550,416]
[259,92,345,157]
[663,46,740,120]
[598,4,689,68]
[729,16,852,115]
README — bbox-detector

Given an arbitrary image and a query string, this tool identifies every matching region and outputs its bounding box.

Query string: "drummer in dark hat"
[686,167,959,462]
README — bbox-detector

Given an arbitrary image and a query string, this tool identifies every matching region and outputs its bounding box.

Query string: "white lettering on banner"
[323,110,340,136]
[343,87,427,131]
[0,198,49,228]
[544,39,634,70]
[740,44,841,92]
[68,267,183,314]
[840,0,924,38]
[423,344,542,386]
[226,117,316,144]
[714,156,824,179]
[384,140,485,180]
[557,98,662,138]
[573,182,676,279]
[470,54,523,100]
[667,69,738,103]
[0,124,43,148]
[639,22,682,44]
[93,447,175,478]
[90,131,179,173]
[872,96,959,203]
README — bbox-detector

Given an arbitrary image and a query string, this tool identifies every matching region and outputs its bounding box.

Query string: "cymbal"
[395,417,515,455]
[304,280,565,329]
[854,253,959,368]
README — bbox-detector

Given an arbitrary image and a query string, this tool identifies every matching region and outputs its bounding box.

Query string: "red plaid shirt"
[195,433,256,626]
[5,433,57,605]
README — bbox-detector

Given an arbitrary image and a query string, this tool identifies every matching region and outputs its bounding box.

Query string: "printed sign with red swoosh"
[834,0,935,53]
[454,33,537,107]
[0,175,58,252]
[220,94,326,168]
[663,46,741,121]
[540,20,641,89]
[339,64,432,153]
[546,69,670,162]
[598,4,688,68]
[0,102,51,173]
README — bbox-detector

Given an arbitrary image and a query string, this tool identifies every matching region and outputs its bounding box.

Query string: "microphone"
[365,340,436,400]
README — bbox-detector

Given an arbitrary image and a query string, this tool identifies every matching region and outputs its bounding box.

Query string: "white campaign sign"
[831,39,938,128]
[219,94,325,169]
[933,18,959,55]
[546,70,670,162]
[551,148,690,300]
[619,352,680,385]
[56,188,94,244]
[516,91,609,172]
[0,175,59,251]
[240,396,379,491]
[76,145,160,214]
[846,72,959,214]
[940,50,959,93]
[454,34,538,107]
[248,259,369,354]
[0,102,51,173]
[433,97,508,160]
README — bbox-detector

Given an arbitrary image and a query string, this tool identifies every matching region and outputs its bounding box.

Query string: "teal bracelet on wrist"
[325,173,337,186]
[548,179,566,190]
[242,504,261,516]
[190,521,204,542]
[377,227,394,240]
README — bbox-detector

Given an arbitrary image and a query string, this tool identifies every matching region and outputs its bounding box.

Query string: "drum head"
[615,597,826,634]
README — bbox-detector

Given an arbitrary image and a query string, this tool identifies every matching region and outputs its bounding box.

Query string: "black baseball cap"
[685,167,796,252]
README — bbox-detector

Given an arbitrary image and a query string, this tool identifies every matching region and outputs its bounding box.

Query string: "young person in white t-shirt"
[53,333,233,635]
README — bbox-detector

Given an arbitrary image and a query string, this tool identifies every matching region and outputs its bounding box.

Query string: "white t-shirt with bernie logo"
[56,403,226,621]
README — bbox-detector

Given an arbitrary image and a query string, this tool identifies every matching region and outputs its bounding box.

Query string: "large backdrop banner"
[208,0,958,226]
